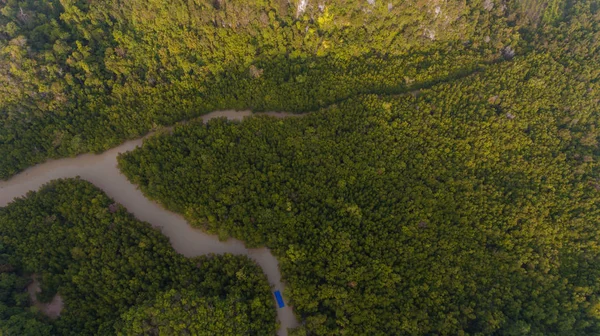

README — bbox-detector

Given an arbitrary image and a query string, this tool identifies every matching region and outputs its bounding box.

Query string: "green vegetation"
[0,245,52,336]
[0,0,550,179]
[119,42,600,335]
[0,179,276,335]
[3,0,600,334]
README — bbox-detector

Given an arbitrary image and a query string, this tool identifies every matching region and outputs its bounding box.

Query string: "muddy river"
[0,110,299,335]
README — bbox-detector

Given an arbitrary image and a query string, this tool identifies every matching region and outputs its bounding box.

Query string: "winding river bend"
[0,110,300,335]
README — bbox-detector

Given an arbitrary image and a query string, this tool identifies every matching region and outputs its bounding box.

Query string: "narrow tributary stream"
[0,110,300,335]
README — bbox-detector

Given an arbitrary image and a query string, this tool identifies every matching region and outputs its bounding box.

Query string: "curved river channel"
[0,110,300,335]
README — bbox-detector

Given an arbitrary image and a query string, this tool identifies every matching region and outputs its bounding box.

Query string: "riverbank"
[0,110,300,335]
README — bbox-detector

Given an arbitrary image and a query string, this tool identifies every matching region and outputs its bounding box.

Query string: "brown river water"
[0,110,300,335]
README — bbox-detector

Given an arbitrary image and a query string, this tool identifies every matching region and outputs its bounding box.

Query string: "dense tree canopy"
[2,0,600,335]
[119,46,600,335]
[1,0,582,179]
[0,179,276,335]
[0,242,53,336]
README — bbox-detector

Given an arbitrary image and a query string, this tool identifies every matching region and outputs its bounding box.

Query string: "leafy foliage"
[119,49,600,335]
[0,243,53,336]
[3,0,600,335]
[0,0,533,179]
[0,179,276,335]
[118,289,262,336]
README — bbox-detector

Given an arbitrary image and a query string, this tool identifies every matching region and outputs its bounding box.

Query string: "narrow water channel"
[0,110,300,335]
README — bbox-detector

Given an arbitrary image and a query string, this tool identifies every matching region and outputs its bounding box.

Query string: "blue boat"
[274,290,285,308]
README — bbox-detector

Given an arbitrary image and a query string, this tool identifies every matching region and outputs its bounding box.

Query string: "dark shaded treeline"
[0,179,276,335]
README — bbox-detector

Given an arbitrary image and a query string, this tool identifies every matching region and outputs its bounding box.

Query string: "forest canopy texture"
[0,0,584,178]
[119,46,600,335]
[2,0,600,335]
[0,179,276,335]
